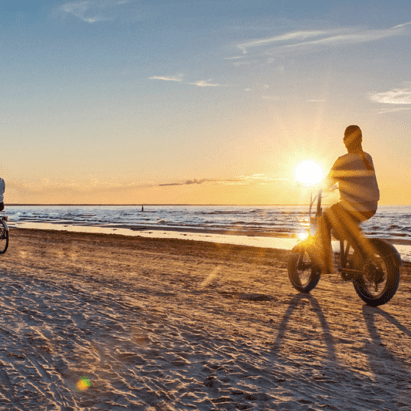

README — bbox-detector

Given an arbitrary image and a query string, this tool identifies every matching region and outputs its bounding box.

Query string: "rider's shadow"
[271,293,337,364]
[266,294,411,408]
[362,305,411,406]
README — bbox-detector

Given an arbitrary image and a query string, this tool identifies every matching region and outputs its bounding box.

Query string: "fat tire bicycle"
[288,190,402,307]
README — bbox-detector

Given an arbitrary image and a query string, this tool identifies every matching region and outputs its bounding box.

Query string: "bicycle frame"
[309,189,364,280]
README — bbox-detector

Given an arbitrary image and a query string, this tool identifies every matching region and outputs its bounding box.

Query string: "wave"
[5,205,411,242]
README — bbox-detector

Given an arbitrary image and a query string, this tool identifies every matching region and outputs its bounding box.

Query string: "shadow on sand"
[361,305,411,407]
[264,293,411,409]
[272,293,337,363]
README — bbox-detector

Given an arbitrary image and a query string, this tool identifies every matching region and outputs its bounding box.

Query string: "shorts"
[330,202,376,224]
[324,202,376,242]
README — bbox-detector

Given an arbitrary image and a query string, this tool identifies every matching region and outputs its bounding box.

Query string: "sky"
[1,0,411,204]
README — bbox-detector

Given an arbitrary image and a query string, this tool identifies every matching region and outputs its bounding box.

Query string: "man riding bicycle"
[317,125,380,274]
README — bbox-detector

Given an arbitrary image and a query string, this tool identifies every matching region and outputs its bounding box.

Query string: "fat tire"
[0,220,8,254]
[288,243,321,293]
[352,242,400,307]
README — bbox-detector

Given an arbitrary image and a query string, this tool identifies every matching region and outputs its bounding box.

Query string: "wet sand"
[0,228,411,410]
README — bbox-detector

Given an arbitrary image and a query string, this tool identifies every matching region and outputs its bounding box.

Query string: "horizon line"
[5,203,409,207]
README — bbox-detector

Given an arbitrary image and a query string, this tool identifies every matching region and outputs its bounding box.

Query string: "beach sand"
[1,228,411,410]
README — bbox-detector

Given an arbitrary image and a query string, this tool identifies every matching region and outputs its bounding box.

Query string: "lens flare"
[297,230,309,241]
[295,161,324,186]
[76,377,92,392]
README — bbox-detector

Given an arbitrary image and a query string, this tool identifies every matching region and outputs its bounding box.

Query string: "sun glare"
[295,161,324,186]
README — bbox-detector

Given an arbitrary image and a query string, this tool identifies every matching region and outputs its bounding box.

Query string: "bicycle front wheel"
[288,243,321,293]
[0,220,9,254]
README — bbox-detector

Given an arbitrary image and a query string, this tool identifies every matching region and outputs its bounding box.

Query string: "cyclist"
[0,177,4,212]
[317,125,380,273]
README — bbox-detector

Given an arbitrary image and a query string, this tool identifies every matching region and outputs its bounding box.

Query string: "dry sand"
[0,228,411,411]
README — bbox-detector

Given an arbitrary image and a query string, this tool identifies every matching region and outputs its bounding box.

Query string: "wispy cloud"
[149,76,233,88]
[232,60,259,67]
[148,75,183,82]
[158,175,288,187]
[233,22,411,57]
[7,176,289,203]
[159,179,215,187]
[12,175,288,191]
[239,174,289,183]
[369,84,411,105]
[188,79,226,87]
[238,30,325,54]
[375,107,411,114]
[57,0,139,23]
[392,21,411,29]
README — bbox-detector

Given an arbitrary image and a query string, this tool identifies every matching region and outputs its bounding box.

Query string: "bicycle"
[0,216,9,254]
[288,189,402,306]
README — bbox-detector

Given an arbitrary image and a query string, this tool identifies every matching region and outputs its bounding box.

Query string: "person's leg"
[313,203,376,274]
[324,203,375,263]
[317,213,334,273]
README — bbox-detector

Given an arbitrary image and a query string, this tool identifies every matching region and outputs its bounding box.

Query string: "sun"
[295,161,324,186]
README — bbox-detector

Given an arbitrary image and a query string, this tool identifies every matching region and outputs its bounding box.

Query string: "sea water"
[5,205,411,260]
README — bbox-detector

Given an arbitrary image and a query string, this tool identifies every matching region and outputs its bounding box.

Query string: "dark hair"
[344,125,362,142]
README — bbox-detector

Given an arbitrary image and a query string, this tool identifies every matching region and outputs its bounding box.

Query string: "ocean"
[4,204,411,261]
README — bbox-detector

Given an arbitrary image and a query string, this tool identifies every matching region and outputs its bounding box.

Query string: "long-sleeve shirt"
[328,152,380,212]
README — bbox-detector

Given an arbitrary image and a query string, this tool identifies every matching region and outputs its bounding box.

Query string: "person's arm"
[322,159,339,191]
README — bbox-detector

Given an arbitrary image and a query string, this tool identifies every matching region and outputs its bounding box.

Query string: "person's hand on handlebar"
[321,171,338,193]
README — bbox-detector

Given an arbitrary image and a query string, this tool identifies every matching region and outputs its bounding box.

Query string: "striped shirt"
[329,152,380,212]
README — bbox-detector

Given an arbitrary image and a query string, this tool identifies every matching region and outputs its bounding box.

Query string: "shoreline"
[9,223,411,262]
[11,220,411,245]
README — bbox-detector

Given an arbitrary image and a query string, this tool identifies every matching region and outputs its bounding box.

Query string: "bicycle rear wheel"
[352,240,399,307]
[0,220,8,254]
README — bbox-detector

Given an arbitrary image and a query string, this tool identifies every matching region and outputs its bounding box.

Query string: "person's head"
[344,125,362,152]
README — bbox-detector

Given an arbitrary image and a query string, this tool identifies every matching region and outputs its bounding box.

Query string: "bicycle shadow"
[271,293,337,364]
[362,305,411,384]
[362,305,411,339]
[265,294,411,408]
[361,305,411,404]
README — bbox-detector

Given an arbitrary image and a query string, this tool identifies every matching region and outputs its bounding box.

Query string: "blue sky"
[1,0,411,204]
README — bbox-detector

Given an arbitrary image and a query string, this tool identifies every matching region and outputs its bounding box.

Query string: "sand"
[0,228,411,411]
